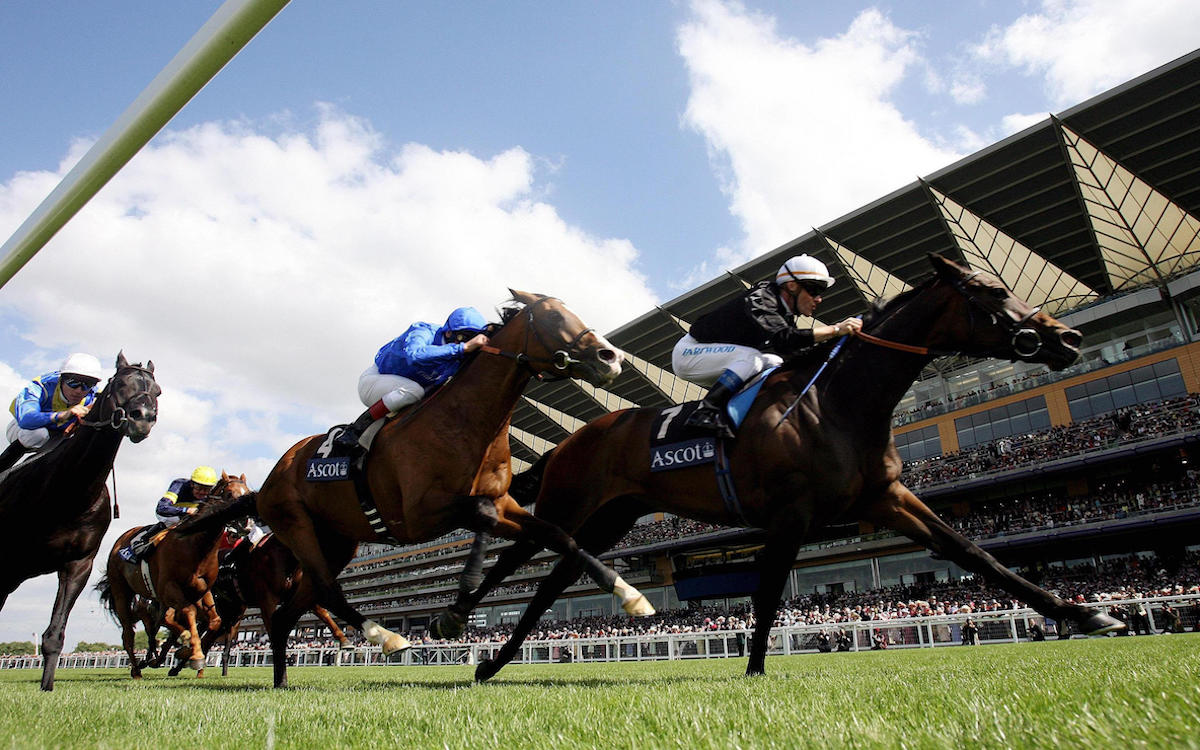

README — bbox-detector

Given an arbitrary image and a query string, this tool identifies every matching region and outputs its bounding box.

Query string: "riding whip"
[775,326,853,428]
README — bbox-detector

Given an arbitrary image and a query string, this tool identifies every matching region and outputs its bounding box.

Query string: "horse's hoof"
[474,658,497,683]
[338,640,354,651]
[621,593,656,617]
[188,658,205,671]
[431,611,466,640]
[382,634,412,656]
[196,669,204,679]
[1079,611,1125,635]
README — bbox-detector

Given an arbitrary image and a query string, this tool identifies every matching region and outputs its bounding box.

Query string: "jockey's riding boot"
[686,381,738,440]
[0,441,30,474]
[334,400,391,452]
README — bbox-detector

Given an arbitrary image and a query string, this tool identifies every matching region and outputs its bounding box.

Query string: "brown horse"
[191,290,652,687]
[465,255,1125,681]
[0,353,159,691]
[164,533,351,677]
[97,472,250,678]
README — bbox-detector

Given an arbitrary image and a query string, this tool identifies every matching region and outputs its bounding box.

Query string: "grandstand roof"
[511,49,1200,463]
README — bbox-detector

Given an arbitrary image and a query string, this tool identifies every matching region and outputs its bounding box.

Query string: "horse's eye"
[988,287,1009,300]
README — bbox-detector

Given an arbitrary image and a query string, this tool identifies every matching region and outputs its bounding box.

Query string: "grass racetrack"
[0,634,1196,749]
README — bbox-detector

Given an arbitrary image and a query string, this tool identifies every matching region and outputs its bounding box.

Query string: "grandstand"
[236,49,1200,643]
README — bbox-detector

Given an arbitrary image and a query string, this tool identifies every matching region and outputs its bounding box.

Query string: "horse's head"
[210,471,251,502]
[87,352,162,442]
[928,254,1082,370]
[495,290,624,386]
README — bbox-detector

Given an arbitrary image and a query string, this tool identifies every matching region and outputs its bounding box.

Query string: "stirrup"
[687,406,735,439]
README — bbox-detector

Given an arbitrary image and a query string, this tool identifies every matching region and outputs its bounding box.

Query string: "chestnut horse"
[0,353,159,690]
[164,534,351,676]
[464,255,1125,682]
[191,291,653,687]
[98,472,250,678]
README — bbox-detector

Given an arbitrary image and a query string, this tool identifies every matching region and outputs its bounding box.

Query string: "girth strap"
[714,440,749,527]
[351,456,402,545]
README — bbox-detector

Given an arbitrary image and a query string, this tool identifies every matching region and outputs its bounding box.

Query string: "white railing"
[3,595,1195,672]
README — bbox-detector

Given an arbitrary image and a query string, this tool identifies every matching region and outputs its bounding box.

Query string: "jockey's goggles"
[63,377,97,390]
[448,330,482,344]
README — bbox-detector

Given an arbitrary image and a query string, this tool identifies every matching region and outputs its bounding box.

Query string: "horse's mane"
[778,274,936,376]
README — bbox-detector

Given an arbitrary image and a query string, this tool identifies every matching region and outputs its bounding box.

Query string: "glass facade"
[1065,358,1186,420]
[955,396,1050,450]
[895,424,942,462]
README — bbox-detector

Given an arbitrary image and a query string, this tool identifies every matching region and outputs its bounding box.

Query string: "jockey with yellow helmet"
[118,466,220,564]
[0,353,103,473]
[671,255,862,438]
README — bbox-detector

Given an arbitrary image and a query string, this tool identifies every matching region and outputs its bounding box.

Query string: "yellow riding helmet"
[190,466,218,487]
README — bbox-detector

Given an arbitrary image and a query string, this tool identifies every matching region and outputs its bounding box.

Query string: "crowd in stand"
[901,394,1200,489]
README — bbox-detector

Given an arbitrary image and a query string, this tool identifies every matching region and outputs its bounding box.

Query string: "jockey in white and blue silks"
[671,255,862,439]
[336,306,492,449]
[0,353,103,473]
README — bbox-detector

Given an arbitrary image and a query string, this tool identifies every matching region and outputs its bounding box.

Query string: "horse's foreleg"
[433,537,540,640]
[493,498,654,617]
[476,501,642,683]
[746,535,803,676]
[866,483,1124,635]
[312,606,351,648]
[181,606,206,676]
[40,558,95,691]
[199,590,221,632]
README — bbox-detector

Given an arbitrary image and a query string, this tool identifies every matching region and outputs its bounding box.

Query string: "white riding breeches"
[5,420,49,449]
[357,365,424,412]
[671,334,783,387]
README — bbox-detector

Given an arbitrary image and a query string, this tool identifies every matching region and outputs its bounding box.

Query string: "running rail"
[0,0,291,289]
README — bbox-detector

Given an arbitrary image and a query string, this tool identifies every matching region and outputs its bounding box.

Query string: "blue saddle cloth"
[726,367,776,428]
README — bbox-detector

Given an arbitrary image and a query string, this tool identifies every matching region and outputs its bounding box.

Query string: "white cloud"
[677,1,963,267]
[972,0,1200,107]
[0,105,657,646]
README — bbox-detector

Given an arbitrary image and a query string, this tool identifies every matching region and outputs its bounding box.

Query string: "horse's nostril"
[1060,329,1083,350]
[598,349,618,363]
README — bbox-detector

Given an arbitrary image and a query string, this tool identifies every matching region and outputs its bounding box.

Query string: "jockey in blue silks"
[336,307,491,450]
[0,353,103,473]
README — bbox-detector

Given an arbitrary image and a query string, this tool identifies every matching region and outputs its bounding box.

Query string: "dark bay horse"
[192,290,653,687]
[98,472,250,678]
[0,353,159,690]
[466,255,1125,681]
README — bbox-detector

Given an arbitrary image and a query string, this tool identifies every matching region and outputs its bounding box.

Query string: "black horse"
[453,255,1124,681]
[0,353,159,690]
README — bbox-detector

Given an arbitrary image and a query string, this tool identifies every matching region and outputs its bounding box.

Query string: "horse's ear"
[928,253,967,281]
[509,289,537,305]
[146,360,155,374]
[115,350,128,369]
[239,473,246,482]
[221,470,230,481]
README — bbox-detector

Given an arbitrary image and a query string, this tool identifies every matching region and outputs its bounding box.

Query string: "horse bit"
[481,295,592,381]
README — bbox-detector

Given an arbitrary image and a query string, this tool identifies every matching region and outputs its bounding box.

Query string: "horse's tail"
[174,490,259,537]
[94,573,120,624]
[509,449,555,507]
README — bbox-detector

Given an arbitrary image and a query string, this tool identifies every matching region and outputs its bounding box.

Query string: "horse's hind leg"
[865,483,1123,635]
[312,606,350,648]
[746,535,803,676]
[40,557,100,690]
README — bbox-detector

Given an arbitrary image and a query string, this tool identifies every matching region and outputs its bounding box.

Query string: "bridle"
[479,295,595,381]
[79,365,158,432]
[854,271,1046,361]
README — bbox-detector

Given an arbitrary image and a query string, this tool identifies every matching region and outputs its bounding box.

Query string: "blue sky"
[1,0,1197,647]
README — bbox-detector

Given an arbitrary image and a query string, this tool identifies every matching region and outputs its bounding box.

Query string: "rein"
[79,365,157,431]
[479,295,592,381]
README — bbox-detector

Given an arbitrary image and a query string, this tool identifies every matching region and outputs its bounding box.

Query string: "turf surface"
[0,634,1196,749]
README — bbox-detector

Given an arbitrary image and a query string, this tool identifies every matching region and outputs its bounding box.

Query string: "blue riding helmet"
[437,307,488,342]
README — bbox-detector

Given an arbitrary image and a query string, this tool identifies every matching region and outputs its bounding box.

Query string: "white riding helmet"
[776,255,835,289]
[60,352,103,382]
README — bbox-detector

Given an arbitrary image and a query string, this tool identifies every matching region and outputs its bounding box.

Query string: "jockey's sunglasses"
[798,281,827,298]
[448,330,480,344]
[62,377,96,390]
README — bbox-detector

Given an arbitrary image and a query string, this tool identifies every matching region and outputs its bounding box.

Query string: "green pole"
[0,0,291,289]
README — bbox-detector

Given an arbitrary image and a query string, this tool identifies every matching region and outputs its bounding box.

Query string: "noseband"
[80,365,158,432]
[481,296,596,381]
[857,272,1046,361]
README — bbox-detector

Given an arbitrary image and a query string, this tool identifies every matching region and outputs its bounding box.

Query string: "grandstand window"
[895,424,941,461]
[955,396,1049,450]
[1065,359,1186,419]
